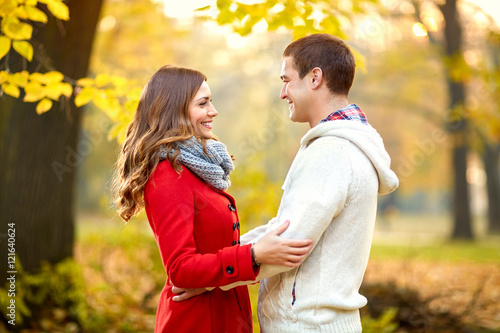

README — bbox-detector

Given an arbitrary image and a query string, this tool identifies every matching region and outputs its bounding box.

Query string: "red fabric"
[144,161,258,333]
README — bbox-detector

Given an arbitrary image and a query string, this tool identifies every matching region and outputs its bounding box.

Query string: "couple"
[113,33,399,333]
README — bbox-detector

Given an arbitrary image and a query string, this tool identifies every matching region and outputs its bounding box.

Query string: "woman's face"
[188,81,217,139]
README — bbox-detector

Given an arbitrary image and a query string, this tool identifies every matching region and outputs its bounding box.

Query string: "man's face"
[280,56,310,123]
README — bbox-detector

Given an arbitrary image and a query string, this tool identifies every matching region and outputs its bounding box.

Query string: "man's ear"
[310,67,323,90]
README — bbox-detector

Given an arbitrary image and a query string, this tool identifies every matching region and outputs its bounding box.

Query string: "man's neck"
[308,95,349,128]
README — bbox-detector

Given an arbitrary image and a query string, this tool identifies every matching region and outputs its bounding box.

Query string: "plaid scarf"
[319,104,368,125]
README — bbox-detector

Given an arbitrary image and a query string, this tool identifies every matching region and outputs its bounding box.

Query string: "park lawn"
[75,215,500,332]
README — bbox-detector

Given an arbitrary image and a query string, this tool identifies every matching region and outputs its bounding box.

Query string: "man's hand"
[171,286,208,302]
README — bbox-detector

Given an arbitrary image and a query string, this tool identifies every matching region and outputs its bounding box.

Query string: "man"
[177,33,399,332]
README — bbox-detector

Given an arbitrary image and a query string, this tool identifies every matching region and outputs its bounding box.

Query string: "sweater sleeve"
[220,138,351,290]
[239,217,277,245]
[145,164,258,289]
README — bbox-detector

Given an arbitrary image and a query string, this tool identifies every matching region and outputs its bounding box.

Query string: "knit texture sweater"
[221,120,398,332]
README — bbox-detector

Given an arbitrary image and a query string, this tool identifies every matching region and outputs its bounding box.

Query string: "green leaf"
[25,5,48,23]
[46,0,69,21]
[2,16,33,40]
[12,40,33,61]
[0,36,11,59]
[74,86,95,107]
[2,83,21,98]
[36,98,52,114]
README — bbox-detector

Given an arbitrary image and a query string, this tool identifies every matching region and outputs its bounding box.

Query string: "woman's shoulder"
[150,161,194,184]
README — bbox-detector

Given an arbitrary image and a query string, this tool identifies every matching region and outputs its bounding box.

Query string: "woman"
[113,65,312,332]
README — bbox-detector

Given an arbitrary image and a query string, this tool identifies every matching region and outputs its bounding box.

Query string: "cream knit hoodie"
[222,120,398,332]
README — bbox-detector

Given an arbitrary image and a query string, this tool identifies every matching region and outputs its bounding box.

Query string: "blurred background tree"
[0,0,104,279]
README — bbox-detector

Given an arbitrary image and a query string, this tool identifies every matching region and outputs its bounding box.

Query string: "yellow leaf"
[60,82,72,97]
[0,0,17,16]
[24,0,38,6]
[95,73,110,87]
[25,5,48,23]
[29,72,46,82]
[0,71,8,85]
[12,40,33,61]
[74,86,95,107]
[36,98,52,114]
[94,93,120,120]
[44,81,62,100]
[43,71,64,83]
[76,77,94,87]
[1,83,21,98]
[110,75,127,87]
[23,81,44,102]
[47,0,69,21]
[10,71,29,87]
[2,16,33,40]
[13,5,29,20]
[0,36,11,59]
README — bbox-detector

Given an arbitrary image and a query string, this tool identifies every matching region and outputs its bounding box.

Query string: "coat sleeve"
[220,139,352,290]
[145,164,258,289]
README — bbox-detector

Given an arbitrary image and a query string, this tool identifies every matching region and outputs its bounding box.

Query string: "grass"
[74,213,500,332]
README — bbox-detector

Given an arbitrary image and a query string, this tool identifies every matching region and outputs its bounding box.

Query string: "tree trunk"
[0,0,104,281]
[439,0,473,240]
[483,144,500,233]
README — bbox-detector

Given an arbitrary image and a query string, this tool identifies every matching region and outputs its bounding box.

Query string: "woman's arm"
[145,164,312,289]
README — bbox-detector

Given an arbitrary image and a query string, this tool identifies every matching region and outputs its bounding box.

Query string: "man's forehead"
[281,57,295,75]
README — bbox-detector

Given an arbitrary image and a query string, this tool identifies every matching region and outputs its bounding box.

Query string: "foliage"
[0,258,92,331]
[361,307,399,333]
[2,0,382,136]
[0,0,139,140]
[206,0,378,39]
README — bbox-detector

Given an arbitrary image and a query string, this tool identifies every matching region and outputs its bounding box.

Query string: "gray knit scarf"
[159,137,234,191]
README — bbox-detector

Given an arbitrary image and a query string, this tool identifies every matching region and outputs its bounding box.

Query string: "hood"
[301,120,399,195]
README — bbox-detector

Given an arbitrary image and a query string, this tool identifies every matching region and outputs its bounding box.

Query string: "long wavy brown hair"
[113,65,208,222]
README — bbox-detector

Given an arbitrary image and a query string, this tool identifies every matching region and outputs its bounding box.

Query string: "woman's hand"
[252,220,313,267]
[171,286,208,302]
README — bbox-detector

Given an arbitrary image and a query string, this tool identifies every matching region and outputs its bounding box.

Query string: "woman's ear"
[310,67,323,89]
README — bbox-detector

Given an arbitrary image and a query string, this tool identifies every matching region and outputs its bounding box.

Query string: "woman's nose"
[207,105,218,117]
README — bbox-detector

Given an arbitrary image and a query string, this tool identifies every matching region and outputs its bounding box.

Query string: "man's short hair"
[283,34,356,96]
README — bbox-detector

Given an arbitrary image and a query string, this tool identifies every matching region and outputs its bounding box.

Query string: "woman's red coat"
[144,161,258,333]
